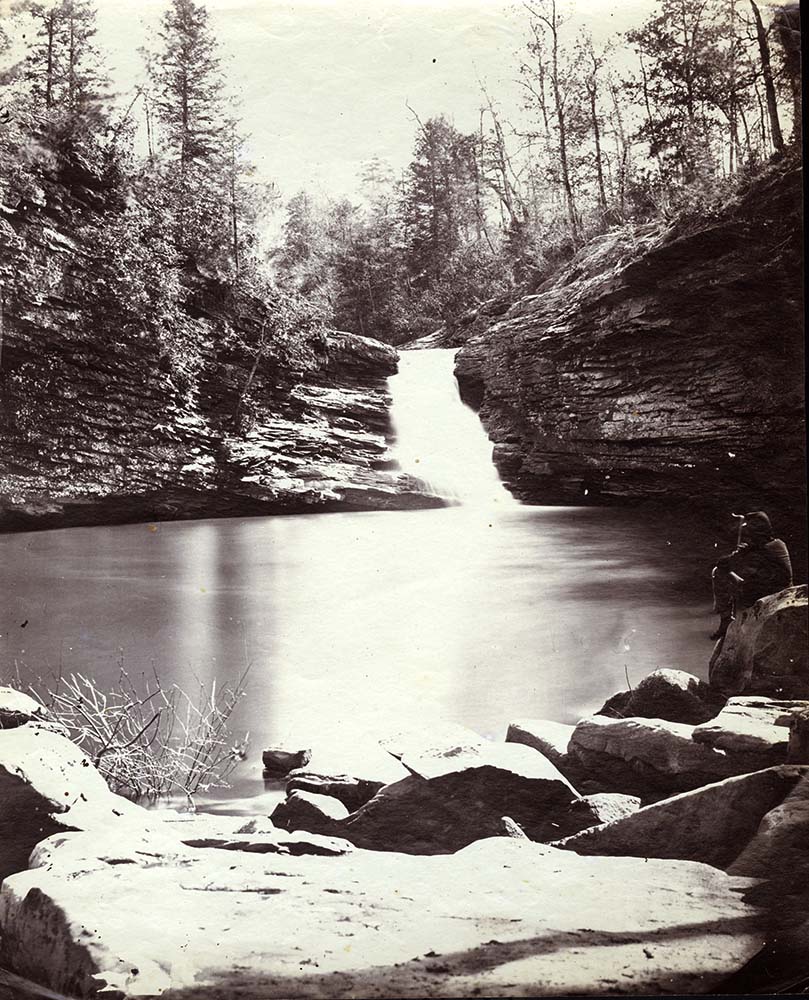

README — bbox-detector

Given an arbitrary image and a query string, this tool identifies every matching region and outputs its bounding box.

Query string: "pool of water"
[0,504,720,802]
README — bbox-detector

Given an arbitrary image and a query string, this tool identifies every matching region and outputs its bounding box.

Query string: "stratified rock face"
[0,833,763,998]
[710,585,809,697]
[0,180,441,531]
[557,764,808,870]
[455,160,805,517]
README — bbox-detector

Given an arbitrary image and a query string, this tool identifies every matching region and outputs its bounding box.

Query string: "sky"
[4,0,794,200]
[89,0,654,202]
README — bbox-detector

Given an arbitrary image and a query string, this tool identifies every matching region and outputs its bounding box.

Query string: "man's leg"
[711,563,735,639]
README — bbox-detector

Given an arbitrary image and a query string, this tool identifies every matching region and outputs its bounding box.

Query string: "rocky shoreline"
[0,585,806,997]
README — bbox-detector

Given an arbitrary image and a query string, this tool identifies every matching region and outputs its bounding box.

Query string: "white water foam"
[388,347,515,507]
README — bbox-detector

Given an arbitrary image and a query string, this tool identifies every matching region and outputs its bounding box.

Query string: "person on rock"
[711,511,793,639]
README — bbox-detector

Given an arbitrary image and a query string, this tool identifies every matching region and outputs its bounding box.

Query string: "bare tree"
[523,0,579,240]
[749,0,784,152]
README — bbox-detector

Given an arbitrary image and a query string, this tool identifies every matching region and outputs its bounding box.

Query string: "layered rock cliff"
[0,168,437,532]
[456,159,805,530]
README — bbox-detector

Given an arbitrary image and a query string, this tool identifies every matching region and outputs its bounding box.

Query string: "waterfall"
[388,348,514,506]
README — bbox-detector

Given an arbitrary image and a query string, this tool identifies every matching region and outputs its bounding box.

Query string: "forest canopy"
[0,0,801,353]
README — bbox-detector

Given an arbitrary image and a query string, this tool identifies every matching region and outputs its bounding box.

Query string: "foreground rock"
[270,790,349,836]
[557,765,808,870]
[505,719,574,768]
[339,743,585,853]
[566,714,790,798]
[710,586,809,698]
[0,833,764,998]
[285,771,386,812]
[0,724,157,881]
[0,688,56,731]
[261,746,312,777]
[691,696,796,757]
[598,669,724,725]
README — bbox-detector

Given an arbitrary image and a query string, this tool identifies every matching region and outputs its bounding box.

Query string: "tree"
[522,0,580,240]
[18,0,108,147]
[151,0,224,167]
[749,0,784,152]
[402,112,478,290]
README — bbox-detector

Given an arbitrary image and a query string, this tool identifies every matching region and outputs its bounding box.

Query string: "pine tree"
[151,0,224,168]
[19,0,108,142]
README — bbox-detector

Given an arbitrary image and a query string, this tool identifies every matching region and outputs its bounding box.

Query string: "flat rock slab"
[568,715,781,796]
[505,720,574,767]
[0,832,764,998]
[692,697,800,756]
[556,765,809,871]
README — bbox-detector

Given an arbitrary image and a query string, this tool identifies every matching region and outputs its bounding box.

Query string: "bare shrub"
[33,667,250,805]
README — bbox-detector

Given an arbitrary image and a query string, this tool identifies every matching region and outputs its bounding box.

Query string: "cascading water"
[389,347,514,506]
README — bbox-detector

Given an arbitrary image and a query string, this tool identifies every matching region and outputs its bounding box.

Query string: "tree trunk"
[750,0,785,152]
[547,2,578,240]
[45,14,55,109]
[587,80,607,211]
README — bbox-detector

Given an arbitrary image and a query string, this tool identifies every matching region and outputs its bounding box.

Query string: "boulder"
[710,585,808,698]
[0,833,764,998]
[270,790,349,836]
[571,792,641,826]
[788,707,809,763]
[556,765,808,870]
[505,719,574,767]
[340,743,582,853]
[567,714,783,797]
[0,688,54,731]
[261,746,312,777]
[285,771,385,812]
[597,669,724,725]
[691,696,796,758]
[728,774,809,880]
[0,723,156,882]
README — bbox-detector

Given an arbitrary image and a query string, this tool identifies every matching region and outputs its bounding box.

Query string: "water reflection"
[0,506,717,799]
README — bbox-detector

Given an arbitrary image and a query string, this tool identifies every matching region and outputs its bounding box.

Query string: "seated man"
[711,511,793,639]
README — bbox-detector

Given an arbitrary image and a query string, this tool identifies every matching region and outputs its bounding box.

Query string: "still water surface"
[1,505,716,800]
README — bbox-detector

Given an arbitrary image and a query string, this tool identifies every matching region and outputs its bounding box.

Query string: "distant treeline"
[0,0,802,363]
